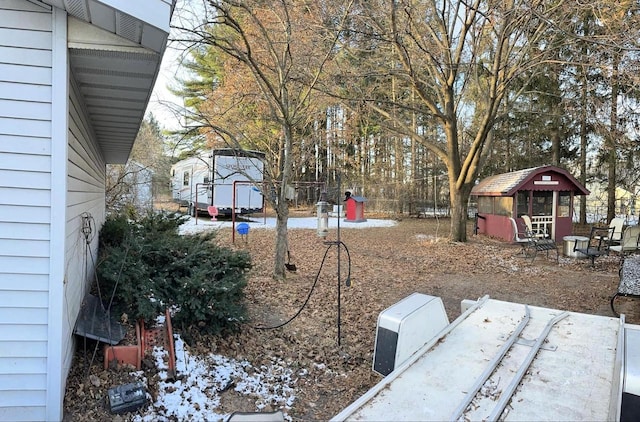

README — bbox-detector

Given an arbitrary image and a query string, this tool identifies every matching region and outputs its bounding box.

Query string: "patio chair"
[609,225,640,257]
[521,215,548,238]
[596,217,624,245]
[574,226,615,266]
[510,217,557,262]
[509,217,532,256]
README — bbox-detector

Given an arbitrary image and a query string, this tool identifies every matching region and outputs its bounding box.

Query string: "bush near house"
[97,212,251,334]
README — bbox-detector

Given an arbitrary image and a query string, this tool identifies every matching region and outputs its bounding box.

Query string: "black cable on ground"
[251,241,351,330]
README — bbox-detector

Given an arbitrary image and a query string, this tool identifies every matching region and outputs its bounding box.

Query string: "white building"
[0,1,175,420]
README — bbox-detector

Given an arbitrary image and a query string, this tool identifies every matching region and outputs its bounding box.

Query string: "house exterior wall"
[0,2,104,420]
[0,2,54,420]
[66,73,106,319]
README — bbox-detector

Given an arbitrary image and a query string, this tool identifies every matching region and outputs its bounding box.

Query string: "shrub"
[97,212,251,334]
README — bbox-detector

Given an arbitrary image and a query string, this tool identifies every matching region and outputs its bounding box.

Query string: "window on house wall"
[532,191,553,215]
[183,171,189,186]
[517,191,530,217]
[558,192,571,217]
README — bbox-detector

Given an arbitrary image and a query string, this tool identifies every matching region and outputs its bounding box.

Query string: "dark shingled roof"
[346,196,367,202]
[471,165,589,196]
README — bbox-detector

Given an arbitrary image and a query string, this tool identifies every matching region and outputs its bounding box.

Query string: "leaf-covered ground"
[63,213,634,421]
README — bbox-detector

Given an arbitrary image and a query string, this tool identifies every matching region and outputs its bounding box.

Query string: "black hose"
[251,241,351,330]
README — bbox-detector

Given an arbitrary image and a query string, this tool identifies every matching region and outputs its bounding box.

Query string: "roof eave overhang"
[40,0,175,163]
[504,166,590,196]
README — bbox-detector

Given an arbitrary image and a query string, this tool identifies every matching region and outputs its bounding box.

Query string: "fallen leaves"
[64,216,630,421]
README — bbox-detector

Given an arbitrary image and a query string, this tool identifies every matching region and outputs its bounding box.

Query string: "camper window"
[183,171,189,186]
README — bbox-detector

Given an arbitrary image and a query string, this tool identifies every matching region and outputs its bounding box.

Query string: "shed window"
[494,197,513,216]
[558,192,571,217]
[532,191,553,215]
[517,191,530,217]
[183,171,189,186]
[478,196,493,214]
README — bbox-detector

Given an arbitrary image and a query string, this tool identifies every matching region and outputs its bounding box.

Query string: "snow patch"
[134,335,299,421]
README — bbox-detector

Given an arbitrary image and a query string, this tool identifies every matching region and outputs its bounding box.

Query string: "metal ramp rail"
[332,296,624,422]
[450,307,569,421]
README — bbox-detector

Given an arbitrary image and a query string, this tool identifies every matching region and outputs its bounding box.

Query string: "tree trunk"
[449,181,473,242]
[607,52,620,223]
[551,129,561,166]
[273,201,290,278]
[579,67,588,224]
[273,120,294,279]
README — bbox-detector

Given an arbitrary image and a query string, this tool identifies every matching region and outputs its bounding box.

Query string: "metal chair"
[509,217,531,256]
[574,226,614,267]
[611,254,640,316]
[609,225,640,257]
[600,217,624,245]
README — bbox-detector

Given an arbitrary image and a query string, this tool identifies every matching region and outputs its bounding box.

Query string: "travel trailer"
[171,149,265,216]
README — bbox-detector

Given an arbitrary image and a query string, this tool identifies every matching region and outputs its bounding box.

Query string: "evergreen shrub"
[97,212,251,334]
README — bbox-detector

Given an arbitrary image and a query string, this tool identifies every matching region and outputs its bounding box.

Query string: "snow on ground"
[133,334,297,422]
[178,215,397,235]
[129,215,397,421]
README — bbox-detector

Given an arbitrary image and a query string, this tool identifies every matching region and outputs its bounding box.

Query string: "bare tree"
[340,0,573,241]
[106,116,170,215]
[172,0,353,278]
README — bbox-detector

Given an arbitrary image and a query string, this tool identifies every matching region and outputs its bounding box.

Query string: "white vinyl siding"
[62,76,105,349]
[0,1,52,420]
[1,0,171,419]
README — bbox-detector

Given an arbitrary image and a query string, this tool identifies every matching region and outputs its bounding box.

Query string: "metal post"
[337,174,342,346]
[232,181,237,243]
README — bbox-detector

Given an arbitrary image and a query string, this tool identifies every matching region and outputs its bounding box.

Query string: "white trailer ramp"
[333,296,630,421]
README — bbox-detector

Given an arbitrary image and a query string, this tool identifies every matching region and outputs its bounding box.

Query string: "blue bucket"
[236,223,250,235]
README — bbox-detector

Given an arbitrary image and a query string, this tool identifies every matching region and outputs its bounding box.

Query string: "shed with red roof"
[471,166,590,242]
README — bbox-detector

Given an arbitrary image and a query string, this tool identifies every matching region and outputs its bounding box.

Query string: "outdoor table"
[563,235,589,258]
[611,255,640,316]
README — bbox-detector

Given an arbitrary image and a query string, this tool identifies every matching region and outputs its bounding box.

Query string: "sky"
[145,0,205,132]
[145,44,184,132]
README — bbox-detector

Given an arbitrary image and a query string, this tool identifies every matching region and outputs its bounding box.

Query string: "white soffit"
[38,0,174,163]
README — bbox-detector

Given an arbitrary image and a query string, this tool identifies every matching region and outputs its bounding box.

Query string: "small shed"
[344,192,367,222]
[471,166,589,242]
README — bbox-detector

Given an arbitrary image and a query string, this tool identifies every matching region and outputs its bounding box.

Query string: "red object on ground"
[103,320,142,370]
[345,194,367,222]
[139,309,176,380]
[104,309,176,379]
[207,206,218,220]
